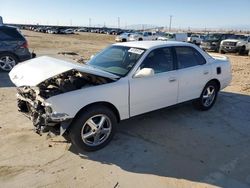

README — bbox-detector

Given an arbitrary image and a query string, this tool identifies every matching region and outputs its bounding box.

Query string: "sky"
[0,0,250,29]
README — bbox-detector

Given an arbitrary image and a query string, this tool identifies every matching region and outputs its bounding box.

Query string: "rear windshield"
[0,27,25,41]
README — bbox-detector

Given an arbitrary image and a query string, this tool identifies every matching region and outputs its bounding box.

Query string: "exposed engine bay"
[16,69,115,134]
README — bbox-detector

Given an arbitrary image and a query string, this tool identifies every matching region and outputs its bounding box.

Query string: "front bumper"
[17,93,71,135]
[220,45,240,53]
[200,45,218,51]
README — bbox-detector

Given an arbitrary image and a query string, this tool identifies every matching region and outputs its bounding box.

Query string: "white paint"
[10,42,232,121]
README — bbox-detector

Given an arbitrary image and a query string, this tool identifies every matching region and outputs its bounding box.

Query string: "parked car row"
[115,31,250,56]
[32,27,75,34]
[24,26,135,36]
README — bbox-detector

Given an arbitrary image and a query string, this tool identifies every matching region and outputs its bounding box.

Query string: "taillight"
[21,41,28,48]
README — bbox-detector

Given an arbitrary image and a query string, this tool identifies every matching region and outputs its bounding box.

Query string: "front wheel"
[193,81,219,111]
[69,105,117,152]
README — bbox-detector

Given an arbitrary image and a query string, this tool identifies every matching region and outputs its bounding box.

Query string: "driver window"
[140,47,174,74]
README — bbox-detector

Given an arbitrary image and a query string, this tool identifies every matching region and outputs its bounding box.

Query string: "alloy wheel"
[202,85,216,107]
[81,114,112,147]
[0,56,16,71]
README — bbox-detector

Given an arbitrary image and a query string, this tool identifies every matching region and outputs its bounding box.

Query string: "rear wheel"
[69,105,117,152]
[193,81,219,111]
[0,53,18,71]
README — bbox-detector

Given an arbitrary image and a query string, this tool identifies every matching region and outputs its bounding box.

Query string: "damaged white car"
[9,41,232,151]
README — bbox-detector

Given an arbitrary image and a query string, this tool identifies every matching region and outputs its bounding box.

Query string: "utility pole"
[89,18,91,27]
[169,15,173,32]
[118,17,120,29]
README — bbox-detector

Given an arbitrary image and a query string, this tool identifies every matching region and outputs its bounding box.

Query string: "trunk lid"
[9,56,119,87]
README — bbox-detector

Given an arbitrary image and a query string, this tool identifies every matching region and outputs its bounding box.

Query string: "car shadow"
[68,91,250,187]
[0,71,14,87]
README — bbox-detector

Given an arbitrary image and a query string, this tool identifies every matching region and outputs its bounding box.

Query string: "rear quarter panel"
[210,56,232,90]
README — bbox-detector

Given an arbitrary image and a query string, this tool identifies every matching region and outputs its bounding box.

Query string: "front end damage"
[16,69,114,135]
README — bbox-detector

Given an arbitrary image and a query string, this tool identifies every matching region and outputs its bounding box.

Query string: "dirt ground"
[0,30,250,188]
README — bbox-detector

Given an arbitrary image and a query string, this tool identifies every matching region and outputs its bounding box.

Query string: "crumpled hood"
[9,56,119,87]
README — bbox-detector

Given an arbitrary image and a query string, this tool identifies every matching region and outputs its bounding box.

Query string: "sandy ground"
[0,30,250,188]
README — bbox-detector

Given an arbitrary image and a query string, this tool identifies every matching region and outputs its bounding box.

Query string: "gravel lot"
[0,30,250,188]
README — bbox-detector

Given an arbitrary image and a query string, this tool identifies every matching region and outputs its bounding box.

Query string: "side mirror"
[134,68,154,78]
[90,55,95,59]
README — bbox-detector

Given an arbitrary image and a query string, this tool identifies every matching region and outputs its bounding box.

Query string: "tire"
[69,105,117,152]
[193,81,219,111]
[219,48,226,54]
[138,38,143,41]
[0,53,18,72]
[122,38,127,42]
[239,46,246,55]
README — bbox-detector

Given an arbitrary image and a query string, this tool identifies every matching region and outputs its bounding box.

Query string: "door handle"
[169,77,177,82]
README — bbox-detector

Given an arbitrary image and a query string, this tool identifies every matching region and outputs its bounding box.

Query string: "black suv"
[0,25,32,71]
[200,33,234,52]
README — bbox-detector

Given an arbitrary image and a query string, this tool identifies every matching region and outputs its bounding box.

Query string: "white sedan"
[9,41,232,151]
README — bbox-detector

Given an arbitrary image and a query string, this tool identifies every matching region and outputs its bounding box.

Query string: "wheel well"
[0,51,20,62]
[74,102,121,122]
[208,79,221,90]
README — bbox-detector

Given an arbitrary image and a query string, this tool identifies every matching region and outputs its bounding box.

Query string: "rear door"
[174,46,211,103]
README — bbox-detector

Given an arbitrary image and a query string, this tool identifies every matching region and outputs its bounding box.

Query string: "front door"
[129,47,178,117]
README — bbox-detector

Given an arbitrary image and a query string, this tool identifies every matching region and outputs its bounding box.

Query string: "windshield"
[87,46,145,77]
[205,34,221,40]
[230,35,248,41]
[164,33,175,39]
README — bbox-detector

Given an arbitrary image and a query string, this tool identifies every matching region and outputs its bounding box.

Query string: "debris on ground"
[58,52,79,56]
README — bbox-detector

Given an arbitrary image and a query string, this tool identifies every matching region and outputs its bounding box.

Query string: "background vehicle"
[157,32,188,42]
[0,25,32,71]
[62,29,74,34]
[128,32,157,41]
[10,41,232,151]
[200,33,234,52]
[219,35,250,55]
[115,33,132,42]
[187,34,204,45]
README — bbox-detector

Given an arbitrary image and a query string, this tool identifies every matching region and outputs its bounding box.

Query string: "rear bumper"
[18,51,36,62]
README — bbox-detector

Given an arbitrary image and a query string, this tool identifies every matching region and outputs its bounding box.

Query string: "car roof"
[0,25,18,30]
[113,41,191,49]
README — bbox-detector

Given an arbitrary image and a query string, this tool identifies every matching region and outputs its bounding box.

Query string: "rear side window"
[0,28,24,41]
[175,47,206,69]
